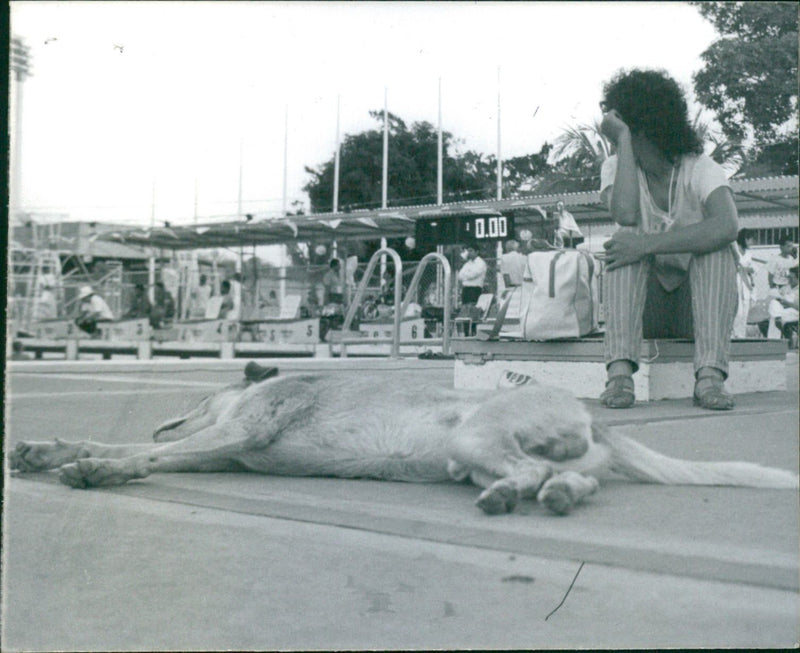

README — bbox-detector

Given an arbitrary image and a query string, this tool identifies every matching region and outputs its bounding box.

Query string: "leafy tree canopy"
[303,110,552,213]
[691,1,798,174]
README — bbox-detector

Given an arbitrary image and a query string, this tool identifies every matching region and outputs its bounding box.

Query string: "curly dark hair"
[602,69,703,162]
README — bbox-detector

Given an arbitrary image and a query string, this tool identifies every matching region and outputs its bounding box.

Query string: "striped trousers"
[603,247,738,377]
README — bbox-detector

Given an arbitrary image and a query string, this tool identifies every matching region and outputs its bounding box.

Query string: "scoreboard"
[415,213,514,246]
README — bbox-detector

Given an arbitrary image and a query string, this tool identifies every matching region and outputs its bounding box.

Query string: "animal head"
[153,362,277,442]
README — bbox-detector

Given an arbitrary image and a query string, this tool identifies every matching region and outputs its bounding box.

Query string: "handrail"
[340,247,404,358]
[398,252,452,355]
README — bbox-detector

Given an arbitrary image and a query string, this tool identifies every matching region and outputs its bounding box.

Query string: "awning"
[97,175,798,251]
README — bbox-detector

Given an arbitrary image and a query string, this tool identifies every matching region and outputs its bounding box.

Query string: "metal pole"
[496,67,502,201]
[237,138,244,218]
[437,77,443,205]
[333,95,340,213]
[436,77,444,307]
[380,88,389,284]
[280,105,289,304]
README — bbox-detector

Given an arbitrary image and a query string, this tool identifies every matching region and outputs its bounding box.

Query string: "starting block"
[98,319,151,341]
[453,338,789,400]
[242,318,320,345]
[358,317,426,342]
[177,319,239,342]
[31,320,79,340]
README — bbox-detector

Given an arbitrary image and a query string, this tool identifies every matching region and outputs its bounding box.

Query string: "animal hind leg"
[475,462,553,515]
[59,420,254,489]
[537,471,599,516]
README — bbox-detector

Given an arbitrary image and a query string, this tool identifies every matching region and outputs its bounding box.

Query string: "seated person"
[768,266,798,340]
[218,280,235,319]
[125,284,152,320]
[150,282,176,329]
[322,259,344,305]
[598,69,739,411]
[500,239,527,287]
[75,286,115,335]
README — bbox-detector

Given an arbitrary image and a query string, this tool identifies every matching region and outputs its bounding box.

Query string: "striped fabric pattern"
[603,248,738,377]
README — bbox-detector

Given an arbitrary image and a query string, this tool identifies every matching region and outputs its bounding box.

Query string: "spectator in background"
[218,280,235,319]
[768,266,798,341]
[731,228,756,339]
[229,273,243,319]
[457,244,487,305]
[553,201,584,248]
[33,276,58,320]
[75,285,114,335]
[322,259,344,305]
[150,281,176,328]
[500,239,527,288]
[125,284,152,321]
[767,235,798,289]
[190,274,212,318]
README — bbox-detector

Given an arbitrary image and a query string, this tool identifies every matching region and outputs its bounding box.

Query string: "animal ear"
[244,361,279,383]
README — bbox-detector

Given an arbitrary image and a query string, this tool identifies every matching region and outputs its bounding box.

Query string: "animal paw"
[58,458,149,489]
[538,473,599,516]
[10,439,86,472]
[476,481,518,515]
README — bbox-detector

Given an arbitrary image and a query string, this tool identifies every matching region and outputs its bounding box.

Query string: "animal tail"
[601,430,799,489]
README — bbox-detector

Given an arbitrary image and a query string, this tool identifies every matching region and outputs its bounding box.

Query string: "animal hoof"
[476,483,517,515]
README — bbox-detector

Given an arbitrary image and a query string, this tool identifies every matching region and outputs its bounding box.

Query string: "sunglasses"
[599,100,611,113]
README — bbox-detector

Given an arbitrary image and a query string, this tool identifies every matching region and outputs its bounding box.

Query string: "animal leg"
[537,471,599,516]
[58,420,254,489]
[10,439,157,472]
[475,462,553,515]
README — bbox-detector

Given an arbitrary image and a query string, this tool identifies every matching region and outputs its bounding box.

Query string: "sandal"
[693,374,735,410]
[600,375,635,409]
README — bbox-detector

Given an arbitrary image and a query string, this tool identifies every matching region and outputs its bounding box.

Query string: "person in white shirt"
[33,277,58,320]
[457,245,487,304]
[553,201,584,248]
[190,274,212,318]
[75,285,114,335]
[766,235,798,289]
[768,266,798,339]
[598,69,739,411]
[499,240,527,287]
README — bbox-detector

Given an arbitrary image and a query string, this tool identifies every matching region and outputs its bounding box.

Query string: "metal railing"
[339,247,404,358]
[398,251,452,355]
[337,247,453,358]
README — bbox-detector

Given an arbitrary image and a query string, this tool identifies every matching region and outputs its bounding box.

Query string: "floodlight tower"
[10,36,33,224]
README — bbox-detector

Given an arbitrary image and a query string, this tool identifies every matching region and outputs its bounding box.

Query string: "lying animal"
[10,362,799,515]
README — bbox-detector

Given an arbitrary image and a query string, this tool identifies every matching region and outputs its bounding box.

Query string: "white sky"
[10,1,720,226]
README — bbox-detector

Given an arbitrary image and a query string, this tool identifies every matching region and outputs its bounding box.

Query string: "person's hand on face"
[600,107,630,146]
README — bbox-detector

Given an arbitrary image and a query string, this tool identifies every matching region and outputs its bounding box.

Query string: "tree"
[303,110,553,212]
[691,1,798,174]
[534,121,613,193]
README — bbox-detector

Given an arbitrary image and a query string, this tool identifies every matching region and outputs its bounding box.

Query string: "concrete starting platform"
[453,337,791,400]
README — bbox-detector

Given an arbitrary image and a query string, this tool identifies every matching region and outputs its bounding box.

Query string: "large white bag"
[521,249,599,340]
[486,249,599,341]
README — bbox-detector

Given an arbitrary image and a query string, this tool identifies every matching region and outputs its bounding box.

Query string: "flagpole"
[237,138,244,218]
[496,66,502,201]
[380,87,388,284]
[436,77,444,307]
[333,95,341,214]
[437,77,443,205]
[280,104,289,304]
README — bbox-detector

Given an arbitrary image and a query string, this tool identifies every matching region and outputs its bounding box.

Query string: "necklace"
[667,164,675,221]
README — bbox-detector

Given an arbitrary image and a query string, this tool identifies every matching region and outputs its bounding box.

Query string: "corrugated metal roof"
[97,175,798,250]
